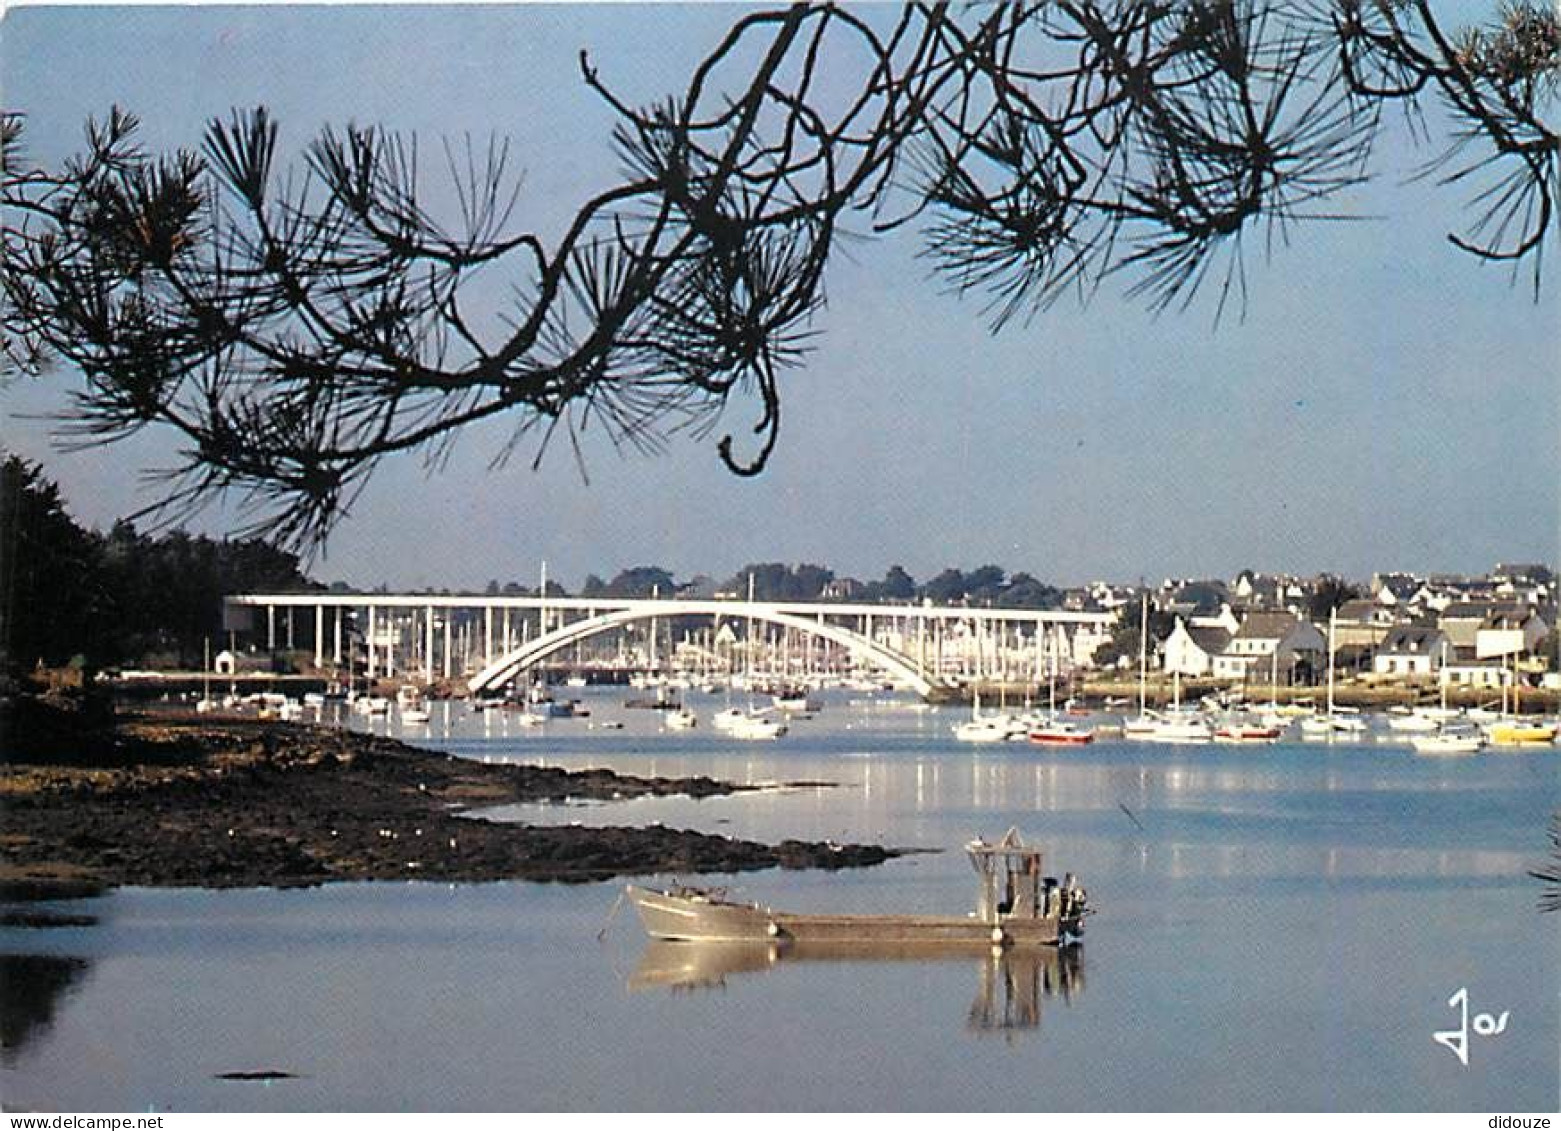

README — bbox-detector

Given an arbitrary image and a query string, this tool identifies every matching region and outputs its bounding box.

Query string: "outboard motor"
[1058,873,1089,923]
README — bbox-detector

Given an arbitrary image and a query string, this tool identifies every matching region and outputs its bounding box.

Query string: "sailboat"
[1389,645,1457,735]
[954,691,1024,743]
[1122,595,1161,742]
[1029,626,1094,745]
[1144,670,1212,744]
[1300,608,1366,741]
[1213,650,1282,741]
[1484,651,1558,746]
[1411,725,1485,755]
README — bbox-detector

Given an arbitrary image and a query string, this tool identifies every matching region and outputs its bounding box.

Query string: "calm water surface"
[3,691,1557,1111]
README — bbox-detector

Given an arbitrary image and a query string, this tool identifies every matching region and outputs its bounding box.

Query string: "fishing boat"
[626,829,1089,947]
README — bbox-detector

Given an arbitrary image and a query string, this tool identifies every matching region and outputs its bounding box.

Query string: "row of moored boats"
[952,699,1559,754]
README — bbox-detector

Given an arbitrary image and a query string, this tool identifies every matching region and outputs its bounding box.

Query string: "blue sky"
[2,3,1556,591]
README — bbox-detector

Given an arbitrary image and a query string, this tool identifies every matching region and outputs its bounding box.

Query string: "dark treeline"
[482,562,1065,607]
[1,455,314,671]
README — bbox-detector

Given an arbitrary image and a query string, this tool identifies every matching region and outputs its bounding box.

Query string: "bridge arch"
[467,602,939,698]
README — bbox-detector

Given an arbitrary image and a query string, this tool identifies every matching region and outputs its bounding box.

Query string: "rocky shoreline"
[0,716,901,894]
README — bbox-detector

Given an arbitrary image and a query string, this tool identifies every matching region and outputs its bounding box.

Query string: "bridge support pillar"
[367,606,377,679]
[424,605,435,685]
[315,605,324,670]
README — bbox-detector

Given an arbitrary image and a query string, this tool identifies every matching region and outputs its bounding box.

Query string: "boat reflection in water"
[628,939,1083,1035]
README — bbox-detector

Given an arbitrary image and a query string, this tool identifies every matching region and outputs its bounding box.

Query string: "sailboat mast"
[1440,640,1449,712]
[1048,625,1057,716]
[1138,594,1148,715]
[1326,606,1337,718]
[746,572,756,683]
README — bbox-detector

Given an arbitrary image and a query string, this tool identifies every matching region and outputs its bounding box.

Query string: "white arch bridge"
[223,593,1115,701]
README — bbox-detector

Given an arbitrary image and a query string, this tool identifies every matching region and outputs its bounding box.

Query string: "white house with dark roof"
[1371,572,1421,607]
[1372,626,1451,677]
[1189,603,1241,635]
[1212,612,1327,682]
[1161,617,1232,678]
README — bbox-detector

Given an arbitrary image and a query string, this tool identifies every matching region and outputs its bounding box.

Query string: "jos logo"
[1434,987,1510,1067]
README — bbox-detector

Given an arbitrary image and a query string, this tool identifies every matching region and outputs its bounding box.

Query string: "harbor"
[2,687,1555,1111]
[3,0,1557,1114]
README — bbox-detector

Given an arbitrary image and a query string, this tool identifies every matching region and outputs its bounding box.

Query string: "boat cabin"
[967,828,1075,924]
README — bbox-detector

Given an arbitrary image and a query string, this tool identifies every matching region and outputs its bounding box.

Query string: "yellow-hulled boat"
[1485,720,1558,746]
